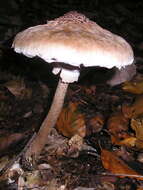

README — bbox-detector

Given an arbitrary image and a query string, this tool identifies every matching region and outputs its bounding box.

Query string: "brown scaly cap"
[12,11,134,82]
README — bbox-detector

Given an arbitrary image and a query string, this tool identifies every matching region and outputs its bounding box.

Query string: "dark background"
[0,0,142,45]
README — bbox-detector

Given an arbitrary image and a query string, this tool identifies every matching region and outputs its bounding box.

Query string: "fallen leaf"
[137,153,143,163]
[122,104,133,119]
[25,170,42,189]
[68,134,83,157]
[122,116,143,149]
[118,137,136,147]
[137,186,143,190]
[0,132,26,152]
[0,156,9,172]
[131,117,143,141]
[101,149,143,180]
[114,146,134,162]
[107,112,129,144]
[111,136,136,147]
[86,114,105,135]
[122,76,143,94]
[56,102,86,138]
[134,139,143,150]
[122,95,143,119]
[4,78,32,99]
[81,84,96,96]
[131,95,143,118]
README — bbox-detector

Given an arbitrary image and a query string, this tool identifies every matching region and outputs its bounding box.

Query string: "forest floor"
[0,0,143,189]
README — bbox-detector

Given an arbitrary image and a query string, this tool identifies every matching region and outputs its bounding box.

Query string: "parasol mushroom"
[107,63,136,86]
[12,11,134,159]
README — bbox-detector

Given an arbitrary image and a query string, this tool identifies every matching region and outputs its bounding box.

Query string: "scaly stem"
[25,78,69,159]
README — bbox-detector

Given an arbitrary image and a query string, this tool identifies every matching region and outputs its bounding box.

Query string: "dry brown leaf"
[117,116,143,149]
[122,95,143,119]
[122,104,133,119]
[101,149,143,180]
[107,112,129,144]
[131,95,143,118]
[131,117,143,141]
[122,76,143,94]
[111,136,136,147]
[4,79,32,99]
[86,114,105,135]
[25,170,42,188]
[0,156,9,172]
[0,132,26,151]
[118,137,136,147]
[131,117,143,149]
[137,186,143,190]
[134,140,143,150]
[108,112,129,135]
[81,84,96,96]
[68,134,84,157]
[56,102,86,138]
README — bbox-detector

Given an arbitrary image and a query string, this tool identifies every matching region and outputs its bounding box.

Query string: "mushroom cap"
[12,11,134,83]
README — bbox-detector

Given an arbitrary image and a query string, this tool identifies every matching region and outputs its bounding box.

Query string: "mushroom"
[12,11,134,159]
[107,63,136,86]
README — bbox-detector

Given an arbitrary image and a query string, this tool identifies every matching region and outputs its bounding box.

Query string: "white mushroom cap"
[12,11,134,83]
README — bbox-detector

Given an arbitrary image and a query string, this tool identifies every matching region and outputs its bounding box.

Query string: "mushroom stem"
[25,78,69,159]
